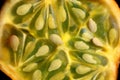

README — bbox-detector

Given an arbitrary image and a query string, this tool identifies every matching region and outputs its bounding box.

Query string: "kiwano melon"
[0,0,120,80]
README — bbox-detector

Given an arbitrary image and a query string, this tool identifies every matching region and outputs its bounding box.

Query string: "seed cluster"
[1,0,119,80]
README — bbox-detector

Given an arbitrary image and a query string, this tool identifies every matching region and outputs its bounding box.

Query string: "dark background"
[0,0,120,80]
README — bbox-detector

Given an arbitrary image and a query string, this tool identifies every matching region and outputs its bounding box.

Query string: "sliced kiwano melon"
[0,0,120,80]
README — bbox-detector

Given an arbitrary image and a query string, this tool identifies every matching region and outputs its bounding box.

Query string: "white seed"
[17,4,32,15]
[50,34,63,45]
[35,14,44,30]
[48,14,56,29]
[50,72,65,80]
[74,41,89,50]
[10,35,19,51]
[35,45,49,57]
[109,28,117,44]
[82,32,93,42]
[82,54,97,64]
[76,65,91,74]
[72,8,86,19]
[88,18,97,33]
[23,63,38,72]
[48,59,62,72]
[32,70,42,80]
[59,6,66,22]
[92,37,103,47]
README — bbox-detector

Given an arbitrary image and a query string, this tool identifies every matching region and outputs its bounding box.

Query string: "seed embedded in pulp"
[32,70,42,80]
[59,6,66,22]
[88,18,97,33]
[48,14,57,29]
[75,65,91,74]
[16,4,32,16]
[35,14,45,30]
[49,72,65,80]
[109,28,117,44]
[23,63,38,72]
[48,59,62,72]
[50,34,63,45]
[92,37,103,47]
[23,55,36,65]
[24,41,35,56]
[9,35,19,51]
[82,32,93,42]
[72,0,82,6]
[35,45,49,57]
[72,8,86,19]
[82,54,97,64]
[74,41,89,50]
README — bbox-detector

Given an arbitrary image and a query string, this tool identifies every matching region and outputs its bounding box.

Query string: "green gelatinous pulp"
[1,0,119,80]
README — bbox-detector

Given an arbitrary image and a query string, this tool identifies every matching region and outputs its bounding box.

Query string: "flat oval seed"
[72,8,86,19]
[59,6,66,22]
[48,14,56,29]
[17,4,32,15]
[88,18,97,33]
[76,65,91,74]
[82,32,93,42]
[50,72,65,80]
[74,41,89,50]
[92,37,103,47]
[48,59,62,72]
[23,63,38,72]
[109,28,117,44]
[82,54,97,64]
[35,14,44,30]
[35,45,49,57]
[32,70,42,80]
[50,34,63,45]
[10,35,19,51]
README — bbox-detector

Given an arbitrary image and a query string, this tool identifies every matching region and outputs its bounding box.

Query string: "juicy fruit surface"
[0,0,120,80]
